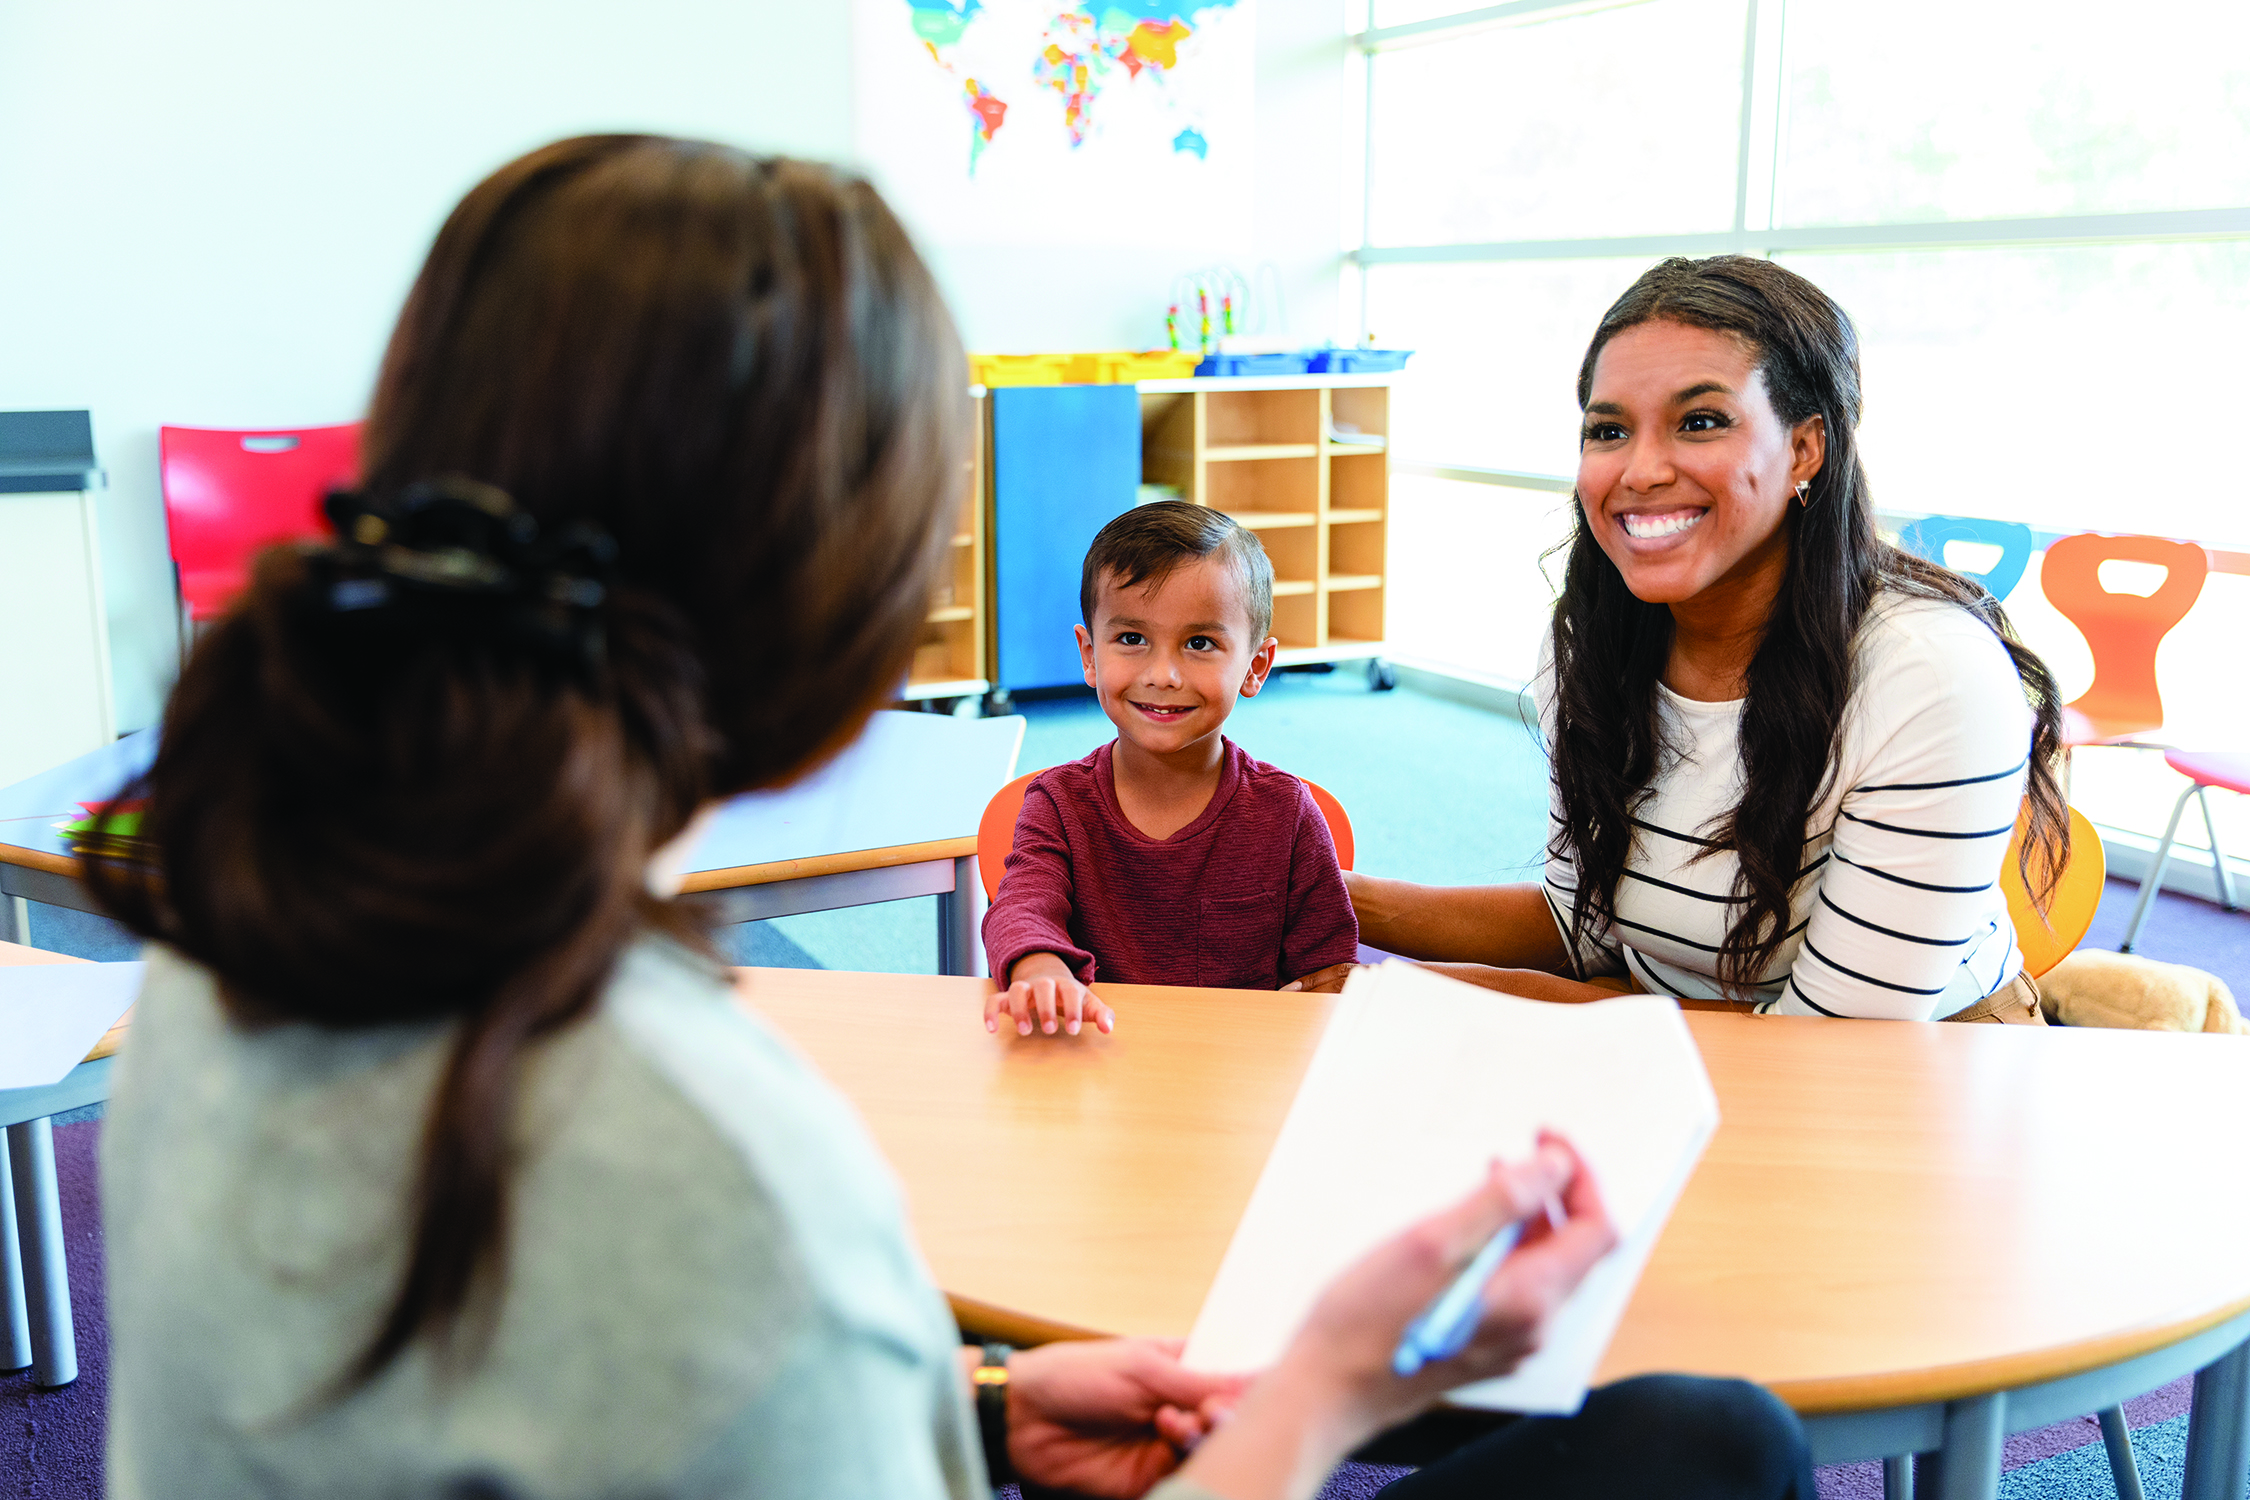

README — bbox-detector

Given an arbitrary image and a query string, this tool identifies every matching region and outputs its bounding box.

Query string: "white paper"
[1182,962,1718,1414]
[0,962,143,1089]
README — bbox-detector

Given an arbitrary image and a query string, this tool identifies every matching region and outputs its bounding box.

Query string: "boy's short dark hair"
[1079,501,1275,639]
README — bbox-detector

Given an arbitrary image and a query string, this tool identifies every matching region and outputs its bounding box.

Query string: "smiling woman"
[1347,256,2073,1022]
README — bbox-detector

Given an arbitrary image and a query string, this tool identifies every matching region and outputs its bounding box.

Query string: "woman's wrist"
[1170,1347,1368,1500]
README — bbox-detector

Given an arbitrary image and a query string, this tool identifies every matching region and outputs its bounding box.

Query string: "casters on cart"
[982,690,1015,717]
[1366,658,1399,692]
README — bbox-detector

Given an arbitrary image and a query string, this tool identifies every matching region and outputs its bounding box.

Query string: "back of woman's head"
[1549,256,2065,993]
[89,134,967,1381]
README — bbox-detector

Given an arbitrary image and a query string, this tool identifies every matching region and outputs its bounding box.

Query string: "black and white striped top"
[1538,595,2033,1020]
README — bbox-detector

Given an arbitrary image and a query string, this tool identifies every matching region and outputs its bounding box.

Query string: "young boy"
[982,501,1358,1036]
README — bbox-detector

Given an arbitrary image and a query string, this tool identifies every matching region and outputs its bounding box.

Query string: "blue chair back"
[1896,515,2035,602]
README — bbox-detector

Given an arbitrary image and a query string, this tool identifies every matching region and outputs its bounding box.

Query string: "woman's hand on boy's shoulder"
[1282,963,1360,995]
[987,953,1116,1037]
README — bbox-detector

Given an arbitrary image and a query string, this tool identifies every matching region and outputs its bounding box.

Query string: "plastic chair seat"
[2163,749,2250,797]
[2061,705,2165,748]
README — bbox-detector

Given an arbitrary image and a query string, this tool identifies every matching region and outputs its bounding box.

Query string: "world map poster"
[853,0,1256,249]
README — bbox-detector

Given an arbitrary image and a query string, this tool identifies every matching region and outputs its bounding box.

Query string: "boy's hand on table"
[1281,963,1359,995]
[987,953,1116,1037]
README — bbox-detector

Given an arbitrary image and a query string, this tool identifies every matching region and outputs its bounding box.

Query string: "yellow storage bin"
[1070,350,1202,383]
[968,350,1202,387]
[967,353,1077,387]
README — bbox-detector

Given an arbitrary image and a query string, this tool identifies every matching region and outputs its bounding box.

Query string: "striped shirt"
[1539,594,2033,1020]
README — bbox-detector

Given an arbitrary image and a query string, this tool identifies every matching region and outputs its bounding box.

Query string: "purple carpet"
[8,876,2245,1499]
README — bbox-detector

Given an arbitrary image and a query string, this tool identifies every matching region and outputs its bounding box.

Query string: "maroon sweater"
[983,739,1359,990]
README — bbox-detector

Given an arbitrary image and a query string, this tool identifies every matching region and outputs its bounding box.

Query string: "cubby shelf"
[1139,377,1392,661]
[902,392,991,702]
[1225,511,1317,530]
[1205,443,1320,462]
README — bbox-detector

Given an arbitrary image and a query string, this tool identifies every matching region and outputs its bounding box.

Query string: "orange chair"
[976,770,1354,903]
[160,423,362,625]
[1999,804,2105,978]
[2039,532,2207,746]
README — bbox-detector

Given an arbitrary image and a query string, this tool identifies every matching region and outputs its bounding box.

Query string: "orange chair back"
[977,768,1355,903]
[2039,532,2206,744]
[2001,804,2104,980]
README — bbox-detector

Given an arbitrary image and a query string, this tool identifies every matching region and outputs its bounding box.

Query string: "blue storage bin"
[1306,348,1413,374]
[990,386,1142,693]
[1193,351,1314,378]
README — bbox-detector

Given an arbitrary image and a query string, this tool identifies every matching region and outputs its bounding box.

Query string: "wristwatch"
[974,1341,1014,1487]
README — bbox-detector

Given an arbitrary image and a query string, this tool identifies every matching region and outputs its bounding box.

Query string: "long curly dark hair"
[1547,256,2068,997]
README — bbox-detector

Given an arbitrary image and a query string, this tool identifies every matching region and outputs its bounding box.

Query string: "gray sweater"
[103,937,1144,1499]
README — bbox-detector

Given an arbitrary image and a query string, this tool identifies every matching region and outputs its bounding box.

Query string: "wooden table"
[738,967,2250,1500]
[0,711,1026,976]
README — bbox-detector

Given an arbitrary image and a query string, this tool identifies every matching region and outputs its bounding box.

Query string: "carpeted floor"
[8,674,2247,1498]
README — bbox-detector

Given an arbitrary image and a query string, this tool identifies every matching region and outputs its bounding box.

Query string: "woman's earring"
[1794,480,1812,508]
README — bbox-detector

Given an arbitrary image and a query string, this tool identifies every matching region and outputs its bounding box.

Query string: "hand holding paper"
[1168,1140,1619,1500]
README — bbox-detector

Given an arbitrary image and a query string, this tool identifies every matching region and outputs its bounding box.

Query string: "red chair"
[2118,749,2248,952]
[160,423,361,624]
[977,770,1355,903]
[2038,532,2207,746]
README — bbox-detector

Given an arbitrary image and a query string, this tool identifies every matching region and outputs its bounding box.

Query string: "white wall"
[0,0,1345,734]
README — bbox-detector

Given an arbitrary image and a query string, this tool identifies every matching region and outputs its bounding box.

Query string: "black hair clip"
[317,478,617,676]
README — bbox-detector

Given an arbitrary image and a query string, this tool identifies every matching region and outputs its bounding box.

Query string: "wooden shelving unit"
[1138,374,1392,666]
[901,391,991,704]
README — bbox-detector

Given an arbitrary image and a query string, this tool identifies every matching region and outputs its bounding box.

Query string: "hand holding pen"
[1175,1133,1616,1497]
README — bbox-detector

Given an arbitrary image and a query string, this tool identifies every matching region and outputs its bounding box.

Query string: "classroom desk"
[0,711,1026,976]
[0,941,123,1389]
[737,967,2250,1500]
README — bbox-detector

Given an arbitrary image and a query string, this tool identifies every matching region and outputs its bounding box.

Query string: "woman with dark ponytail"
[1348,256,2068,1022]
[85,143,1813,1500]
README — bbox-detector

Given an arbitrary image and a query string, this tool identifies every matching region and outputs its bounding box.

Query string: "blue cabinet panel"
[991,385,1141,693]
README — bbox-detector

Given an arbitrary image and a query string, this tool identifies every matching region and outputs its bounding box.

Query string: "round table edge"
[1725,1290,2250,1415]
[949,1289,2250,1417]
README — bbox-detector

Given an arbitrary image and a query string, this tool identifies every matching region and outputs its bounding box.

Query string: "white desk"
[0,711,1026,976]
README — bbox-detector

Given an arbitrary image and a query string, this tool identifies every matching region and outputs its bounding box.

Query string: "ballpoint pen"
[1392,1193,1566,1378]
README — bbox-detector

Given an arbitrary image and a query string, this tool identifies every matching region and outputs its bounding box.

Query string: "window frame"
[1349,0,2250,486]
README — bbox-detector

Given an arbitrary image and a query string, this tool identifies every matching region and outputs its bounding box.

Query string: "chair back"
[160,423,361,621]
[2039,532,2206,744]
[2001,804,2105,979]
[1895,515,2034,602]
[977,768,1355,903]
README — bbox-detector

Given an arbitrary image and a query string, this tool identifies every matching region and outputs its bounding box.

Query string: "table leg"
[936,856,987,979]
[0,895,27,947]
[2184,1335,2250,1500]
[0,1146,28,1372]
[1929,1392,2004,1500]
[6,1119,76,1387]
[2099,1405,2147,1500]
[1883,1454,1914,1499]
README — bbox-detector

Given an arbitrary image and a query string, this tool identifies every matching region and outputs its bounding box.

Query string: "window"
[1353,0,2250,857]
